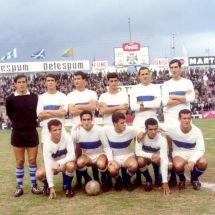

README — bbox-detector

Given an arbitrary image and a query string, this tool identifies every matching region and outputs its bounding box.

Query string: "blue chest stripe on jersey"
[142,145,160,153]
[172,140,196,149]
[52,149,67,159]
[108,105,118,107]
[169,91,186,96]
[75,102,89,105]
[44,105,60,110]
[137,95,154,102]
[108,139,133,149]
[79,140,102,149]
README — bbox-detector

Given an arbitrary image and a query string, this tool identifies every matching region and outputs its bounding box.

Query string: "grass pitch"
[0,119,215,215]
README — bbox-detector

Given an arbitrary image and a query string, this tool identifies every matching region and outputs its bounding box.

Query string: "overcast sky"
[0,0,215,64]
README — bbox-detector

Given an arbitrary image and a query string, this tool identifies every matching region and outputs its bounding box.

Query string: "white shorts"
[113,153,134,166]
[163,113,180,125]
[83,153,105,164]
[172,150,197,162]
[132,115,158,128]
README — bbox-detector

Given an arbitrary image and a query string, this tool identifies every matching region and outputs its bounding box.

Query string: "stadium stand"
[0,68,214,126]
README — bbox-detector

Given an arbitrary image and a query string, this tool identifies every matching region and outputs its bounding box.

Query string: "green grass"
[0,119,215,215]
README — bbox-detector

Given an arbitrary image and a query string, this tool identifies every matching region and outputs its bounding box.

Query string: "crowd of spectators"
[0,67,215,123]
[187,68,215,114]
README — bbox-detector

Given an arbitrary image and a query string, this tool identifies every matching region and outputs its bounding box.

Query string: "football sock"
[140,166,152,183]
[92,167,99,181]
[107,170,112,186]
[29,165,37,186]
[76,170,82,184]
[42,179,48,186]
[152,163,161,181]
[124,169,133,184]
[135,168,142,183]
[98,166,108,181]
[100,171,107,181]
[62,172,67,188]
[176,171,186,181]
[64,171,74,189]
[121,167,127,184]
[191,166,204,181]
[80,168,92,183]
[169,169,177,182]
[116,175,122,183]
[16,167,24,188]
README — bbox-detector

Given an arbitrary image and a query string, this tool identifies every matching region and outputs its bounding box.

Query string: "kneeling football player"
[72,110,113,192]
[135,118,171,195]
[36,119,76,199]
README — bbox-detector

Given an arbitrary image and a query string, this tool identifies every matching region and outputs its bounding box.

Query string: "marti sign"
[189,56,215,66]
[122,42,141,52]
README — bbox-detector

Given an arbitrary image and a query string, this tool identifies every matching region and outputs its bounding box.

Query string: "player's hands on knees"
[151,153,160,163]
[52,163,60,173]
[186,161,195,171]
[108,160,116,168]
[49,187,56,199]
[162,182,171,196]
[108,160,120,171]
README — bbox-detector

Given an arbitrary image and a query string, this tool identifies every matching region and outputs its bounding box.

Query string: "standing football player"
[6,75,42,197]
[99,72,129,125]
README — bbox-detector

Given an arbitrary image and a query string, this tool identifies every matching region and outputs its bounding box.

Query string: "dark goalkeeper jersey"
[6,93,38,130]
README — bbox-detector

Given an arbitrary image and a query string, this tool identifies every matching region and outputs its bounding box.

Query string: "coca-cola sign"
[123,42,141,51]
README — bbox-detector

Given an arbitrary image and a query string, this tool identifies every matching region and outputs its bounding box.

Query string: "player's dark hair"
[14,75,27,83]
[145,118,158,129]
[138,67,150,75]
[80,110,93,120]
[45,74,57,81]
[48,119,62,131]
[74,71,88,80]
[107,72,118,81]
[169,59,182,68]
[179,109,192,118]
[112,112,125,124]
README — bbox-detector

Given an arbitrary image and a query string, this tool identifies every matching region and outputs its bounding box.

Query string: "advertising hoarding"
[0,60,90,73]
[114,47,149,66]
[189,56,215,66]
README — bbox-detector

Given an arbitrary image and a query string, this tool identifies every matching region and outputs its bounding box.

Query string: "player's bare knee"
[97,162,107,171]
[77,157,86,169]
[197,157,208,170]
[16,158,25,167]
[65,161,76,173]
[137,157,145,167]
[128,162,138,173]
[174,163,184,172]
[110,170,119,177]
[28,157,36,166]
[36,169,45,180]
[97,157,107,170]
[108,166,119,177]
[154,157,160,164]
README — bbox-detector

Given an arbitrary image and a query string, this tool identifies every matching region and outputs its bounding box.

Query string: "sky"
[0,0,215,64]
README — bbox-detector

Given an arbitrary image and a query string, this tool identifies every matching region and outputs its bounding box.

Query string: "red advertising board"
[122,42,141,52]
[202,111,215,119]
